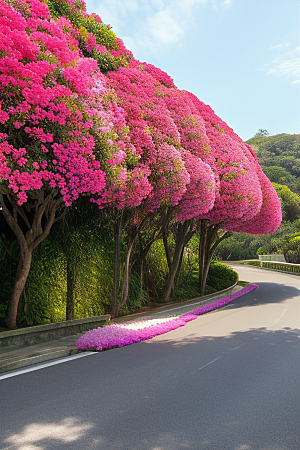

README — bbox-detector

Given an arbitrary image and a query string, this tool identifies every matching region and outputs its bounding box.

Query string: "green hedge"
[244,260,300,273]
[206,261,238,291]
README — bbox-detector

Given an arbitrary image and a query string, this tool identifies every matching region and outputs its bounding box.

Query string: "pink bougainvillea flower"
[76,284,259,351]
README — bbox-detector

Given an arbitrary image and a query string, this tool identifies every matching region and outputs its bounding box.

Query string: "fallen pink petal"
[76,284,259,351]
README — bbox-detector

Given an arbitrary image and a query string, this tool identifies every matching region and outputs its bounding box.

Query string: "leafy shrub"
[145,239,170,298]
[206,261,238,291]
[120,274,149,314]
[213,233,256,261]
[257,246,269,255]
[20,227,114,325]
[280,232,300,263]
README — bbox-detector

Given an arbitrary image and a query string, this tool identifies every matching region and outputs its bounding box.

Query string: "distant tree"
[262,166,294,186]
[272,183,300,222]
[254,129,269,137]
[246,133,300,194]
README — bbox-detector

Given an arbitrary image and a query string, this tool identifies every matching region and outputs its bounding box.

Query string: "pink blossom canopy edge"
[76,284,259,351]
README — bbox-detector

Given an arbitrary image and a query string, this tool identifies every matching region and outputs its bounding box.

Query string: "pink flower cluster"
[76,284,259,351]
[0,0,282,233]
[0,0,149,209]
[107,66,218,217]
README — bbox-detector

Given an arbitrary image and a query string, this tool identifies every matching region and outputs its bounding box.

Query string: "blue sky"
[85,0,300,141]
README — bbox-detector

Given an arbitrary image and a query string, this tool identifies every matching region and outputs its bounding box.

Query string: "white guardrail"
[243,260,300,274]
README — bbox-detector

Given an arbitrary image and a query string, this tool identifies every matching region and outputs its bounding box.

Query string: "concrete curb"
[0,283,242,375]
[111,283,239,324]
[0,314,110,348]
[1,348,82,373]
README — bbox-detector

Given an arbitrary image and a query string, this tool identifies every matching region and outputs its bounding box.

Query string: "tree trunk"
[198,220,208,296]
[198,220,219,296]
[162,222,190,302]
[162,215,172,271]
[66,260,75,320]
[174,227,195,288]
[120,237,135,308]
[136,228,161,294]
[0,192,63,330]
[174,245,185,289]
[5,247,32,330]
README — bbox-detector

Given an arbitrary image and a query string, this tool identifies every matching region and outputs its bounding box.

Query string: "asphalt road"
[1,265,300,450]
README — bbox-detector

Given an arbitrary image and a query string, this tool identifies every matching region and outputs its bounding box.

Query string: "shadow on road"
[228,282,300,309]
[1,327,300,450]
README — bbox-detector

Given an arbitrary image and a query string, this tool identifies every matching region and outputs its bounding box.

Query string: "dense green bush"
[246,133,300,194]
[206,261,238,291]
[213,233,256,261]
[121,274,149,313]
[146,239,170,299]
[8,227,115,326]
[279,232,300,263]
[257,246,269,255]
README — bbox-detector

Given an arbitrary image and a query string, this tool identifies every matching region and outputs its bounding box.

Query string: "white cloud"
[213,0,232,10]
[259,47,300,84]
[268,42,290,50]
[148,9,184,45]
[85,0,232,57]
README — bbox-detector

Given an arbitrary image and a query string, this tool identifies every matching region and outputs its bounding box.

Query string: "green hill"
[246,133,300,193]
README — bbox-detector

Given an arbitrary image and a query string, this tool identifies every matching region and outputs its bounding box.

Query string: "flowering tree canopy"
[0,0,282,327]
[0,0,281,227]
[186,93,282,233]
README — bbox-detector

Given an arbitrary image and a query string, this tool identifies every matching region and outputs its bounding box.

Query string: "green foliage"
[206,261,238,291]
[146,239,170,298]
[47,0,118,50]
[46,0,131,73]
[0,304,7,319]
[214,220,300,262]
[79,16,118,50]
[213,180,300,262]
[213,233,256,261]
[143,234,201,300]
[25,245,66,325]
[177,243,198,286]
[247,133,300,193]
[262,166,294,186]
[90,50,130,73]
[257,246,269,255]
[121,274,149,313]
[19,227,114,325]
[254,129,269,137]
[279,232,300,263]
[272,183,300,222]
[171,278,200,302]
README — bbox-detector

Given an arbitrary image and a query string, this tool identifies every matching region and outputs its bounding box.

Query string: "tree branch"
[30,198,62,251]
[0,193,27,251]
[210,230,231,256]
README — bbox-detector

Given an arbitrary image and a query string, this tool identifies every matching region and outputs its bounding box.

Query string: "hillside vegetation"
[215,133,300,262]
[246,133,300,193]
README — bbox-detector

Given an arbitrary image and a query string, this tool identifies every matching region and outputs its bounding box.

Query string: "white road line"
[0,351,96,381]
[230,344,246,351]
[198,356,223,371]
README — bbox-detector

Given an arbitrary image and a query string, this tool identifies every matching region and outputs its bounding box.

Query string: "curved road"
[1,265,300,450]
